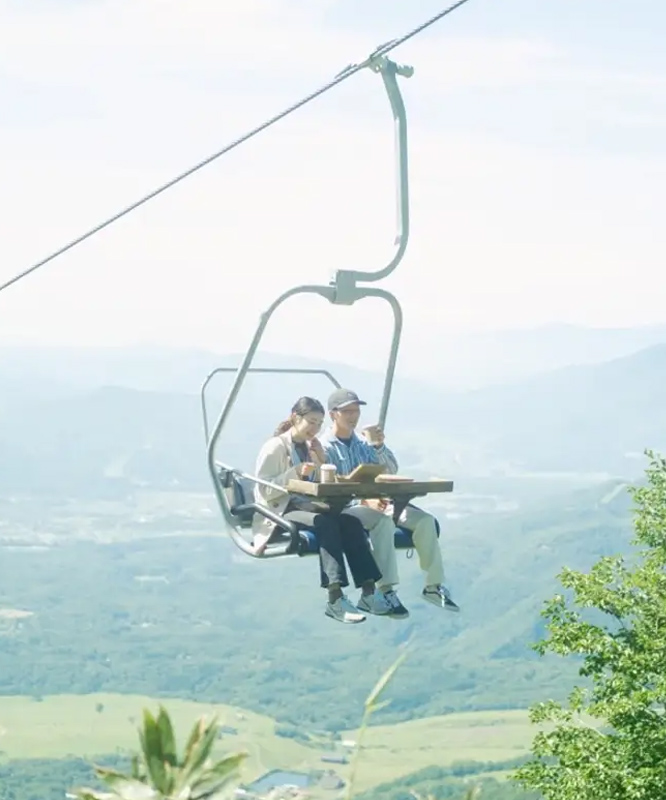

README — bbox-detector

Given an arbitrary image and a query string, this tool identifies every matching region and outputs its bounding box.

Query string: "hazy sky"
[1,0,664,372]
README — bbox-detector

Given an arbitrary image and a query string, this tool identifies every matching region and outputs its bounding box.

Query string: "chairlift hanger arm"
[336,56,412,286]
[328,55,410,314]
[354,287,403,430]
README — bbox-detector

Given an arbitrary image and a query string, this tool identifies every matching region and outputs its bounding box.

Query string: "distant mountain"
[429,343,666,475]
[412,322,666,389]
[1,342,665,496]
[2,322,666,394]
[0,344,382,397]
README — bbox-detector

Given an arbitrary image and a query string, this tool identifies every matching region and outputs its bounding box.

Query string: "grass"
[343,709,536,790]
[0,694,537,793]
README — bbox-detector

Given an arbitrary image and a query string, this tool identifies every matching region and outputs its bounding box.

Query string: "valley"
[0,694,537,792]
[0,336,663,799]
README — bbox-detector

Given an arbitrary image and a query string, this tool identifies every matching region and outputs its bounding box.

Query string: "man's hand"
[362,424,385,448]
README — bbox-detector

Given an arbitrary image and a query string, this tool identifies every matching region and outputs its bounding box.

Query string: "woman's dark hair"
[274,396,325,436]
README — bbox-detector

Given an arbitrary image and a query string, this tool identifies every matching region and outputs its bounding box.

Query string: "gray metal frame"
[201,367,342,445]
[203,55,413,558]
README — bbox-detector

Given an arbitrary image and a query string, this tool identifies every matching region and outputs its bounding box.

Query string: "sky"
[0,0,665,375]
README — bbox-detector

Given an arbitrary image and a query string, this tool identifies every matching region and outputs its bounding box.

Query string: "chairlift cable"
[0,0,473,297]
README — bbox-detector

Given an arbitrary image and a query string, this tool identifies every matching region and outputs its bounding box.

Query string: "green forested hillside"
[0,477,634,731]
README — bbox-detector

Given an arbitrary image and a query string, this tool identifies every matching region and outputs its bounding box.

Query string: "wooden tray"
[286,479,453,498]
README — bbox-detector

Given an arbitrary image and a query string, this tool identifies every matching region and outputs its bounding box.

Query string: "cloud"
[0,0,665,377]
[0,1,570,118]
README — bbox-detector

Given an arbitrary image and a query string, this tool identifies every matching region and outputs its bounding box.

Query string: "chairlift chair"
[200,56,446,559]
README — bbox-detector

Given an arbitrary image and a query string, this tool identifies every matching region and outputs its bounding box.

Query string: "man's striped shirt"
[319,429,399,477]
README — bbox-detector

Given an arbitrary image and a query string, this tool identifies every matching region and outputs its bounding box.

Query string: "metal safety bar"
[215,462,300,559]
[201,367,342,445]
[205,286,403,558]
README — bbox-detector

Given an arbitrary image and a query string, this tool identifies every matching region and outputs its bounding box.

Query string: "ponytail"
[274,418,294,436]
[273,396,325,437]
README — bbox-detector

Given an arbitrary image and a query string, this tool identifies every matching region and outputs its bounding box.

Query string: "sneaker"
[423,585,460,612]
[382,589,410,619]
[357,590,392,616]
[325,594,366,624]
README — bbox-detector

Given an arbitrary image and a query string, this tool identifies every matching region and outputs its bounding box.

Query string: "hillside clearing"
[0,694,539,791]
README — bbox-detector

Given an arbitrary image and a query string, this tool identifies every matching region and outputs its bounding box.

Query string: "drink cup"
[320,464,337,484]
[362,425,382,445]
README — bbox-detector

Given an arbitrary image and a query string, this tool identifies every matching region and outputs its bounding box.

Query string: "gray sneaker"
[423,585,460,612]
[357,590,392,616]
[325,594,366,624]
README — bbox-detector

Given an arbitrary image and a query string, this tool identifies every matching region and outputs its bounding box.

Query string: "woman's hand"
[308,437,326,464]
[298,462,317,478]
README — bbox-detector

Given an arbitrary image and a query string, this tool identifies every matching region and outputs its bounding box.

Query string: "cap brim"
[335,399,367,409]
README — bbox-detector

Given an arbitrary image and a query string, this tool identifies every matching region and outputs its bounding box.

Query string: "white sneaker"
[356,590,392,616]
[325,594,366,624]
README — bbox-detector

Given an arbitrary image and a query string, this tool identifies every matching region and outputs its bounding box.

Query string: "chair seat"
[223,468,439,557]
[269,525,416,556]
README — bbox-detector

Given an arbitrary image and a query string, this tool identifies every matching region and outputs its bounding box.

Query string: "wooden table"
[286,478,454,522]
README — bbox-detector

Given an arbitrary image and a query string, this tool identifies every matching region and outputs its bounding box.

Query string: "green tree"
[515,450,666,799]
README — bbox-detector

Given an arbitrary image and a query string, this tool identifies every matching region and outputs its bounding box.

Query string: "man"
[320,388,459,616]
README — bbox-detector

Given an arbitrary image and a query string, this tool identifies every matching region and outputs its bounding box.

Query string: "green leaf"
[177,716,221,790]
[156,705,178,767]
[187,753,247,800]
[366,651,407,710]
[183,717,208,764]
[94,765,137,788]
[139,709,169,793]
[73,790,107,800]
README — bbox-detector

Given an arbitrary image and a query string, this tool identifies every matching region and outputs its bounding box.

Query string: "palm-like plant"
[73,706,247,800]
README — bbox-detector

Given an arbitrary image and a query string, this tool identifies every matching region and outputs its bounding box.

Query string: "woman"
[253,396,391,624]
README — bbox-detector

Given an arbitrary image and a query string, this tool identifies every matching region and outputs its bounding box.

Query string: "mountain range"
[1,326,665,496]
[3,322,666,393]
